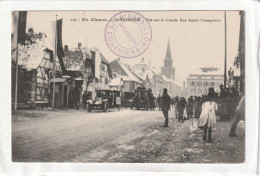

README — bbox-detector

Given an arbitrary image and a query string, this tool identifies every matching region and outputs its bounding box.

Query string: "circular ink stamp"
[105,11,152,58]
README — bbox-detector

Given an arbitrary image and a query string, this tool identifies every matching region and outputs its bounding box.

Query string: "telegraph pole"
[224,11,227,89]
[14,13,19,111]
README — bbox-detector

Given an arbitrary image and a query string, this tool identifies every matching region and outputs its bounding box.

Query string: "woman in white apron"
[198,91,218,143]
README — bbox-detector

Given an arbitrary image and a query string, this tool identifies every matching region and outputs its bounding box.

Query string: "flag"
[94,48,101,79]
[52,18,65,71]
[11,12,19,51]
[12,11,27,50]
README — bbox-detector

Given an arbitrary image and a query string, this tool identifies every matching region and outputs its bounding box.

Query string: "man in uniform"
[219,84,229,121]
[161,88,171,127]
[178,97,187,123]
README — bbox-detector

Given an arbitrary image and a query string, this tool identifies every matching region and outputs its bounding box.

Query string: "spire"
[165,39,172,60]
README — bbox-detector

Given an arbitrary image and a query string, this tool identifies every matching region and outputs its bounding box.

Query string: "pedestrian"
[161,88,171,127]
[174,97,179,119]
[229,95,245,137]
[178,97,186,123]
[198,90,218,143]
[171,98,175,109]
[133,92,141,109]
[158,94,162,111]
[218,84,229,121]
[230,87,239,117]
[194,96,200,118]
[186,97,194,119]
[144,92,150,110]
[74,88,81,110]
[149,92,156,110]
[82,91,87,109]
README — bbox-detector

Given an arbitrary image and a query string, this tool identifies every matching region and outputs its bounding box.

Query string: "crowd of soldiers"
[132,89,156,110]
[158,85,241,127]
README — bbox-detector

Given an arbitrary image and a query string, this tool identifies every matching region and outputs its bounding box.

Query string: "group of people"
[160,85,244,143]
[132,89,156,110]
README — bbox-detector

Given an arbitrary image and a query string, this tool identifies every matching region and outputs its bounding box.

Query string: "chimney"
[28,28,34,35]
[78,43,82,49]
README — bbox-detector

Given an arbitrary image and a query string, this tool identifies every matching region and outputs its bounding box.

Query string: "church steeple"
[165,40,172,60]
[161,39,175,80]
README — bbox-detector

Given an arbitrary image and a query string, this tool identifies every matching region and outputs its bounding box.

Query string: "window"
[210,82,215,86]
[203,82,209,86]
[190,82,195,86]
[197,82,202,87]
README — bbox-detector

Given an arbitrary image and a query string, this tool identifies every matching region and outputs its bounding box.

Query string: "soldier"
[218,84,228,121]
[171,97,175,108]
[133,92,141,109]
[194,96,201,118]
[161,88,171,127]
[186,97,194,119]
[144,92,150,110]
[149,92,156,110]
[158,94,162,111]
[178,97,187,123]
[174,96,179,119]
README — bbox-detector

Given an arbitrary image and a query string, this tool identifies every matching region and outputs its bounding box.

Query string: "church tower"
[161,40,175,80]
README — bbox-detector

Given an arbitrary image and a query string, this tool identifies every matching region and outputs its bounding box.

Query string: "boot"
[207,127,212,143]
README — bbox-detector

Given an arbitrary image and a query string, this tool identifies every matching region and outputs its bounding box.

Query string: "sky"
[24,11,241,86]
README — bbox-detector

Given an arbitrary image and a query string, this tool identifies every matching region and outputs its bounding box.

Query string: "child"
[198,90,218,143]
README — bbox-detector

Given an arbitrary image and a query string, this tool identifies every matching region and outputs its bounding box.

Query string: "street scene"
[11,11,245,163]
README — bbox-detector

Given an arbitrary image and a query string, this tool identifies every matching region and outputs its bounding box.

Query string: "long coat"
[161,94,171,111]
[198,101,218,128]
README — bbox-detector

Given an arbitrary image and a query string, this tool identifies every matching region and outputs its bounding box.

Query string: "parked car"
[86,89,121,112]
[122,91,135,108]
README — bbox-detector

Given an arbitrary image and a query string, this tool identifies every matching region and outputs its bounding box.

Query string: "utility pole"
[224,11,227,89]
[14,13,19,111]
[52,15,58,109]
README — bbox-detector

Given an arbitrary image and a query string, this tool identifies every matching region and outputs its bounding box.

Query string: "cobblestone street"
[12,108,245,163]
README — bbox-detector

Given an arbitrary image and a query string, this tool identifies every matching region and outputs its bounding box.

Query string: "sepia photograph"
[11,10,245,163]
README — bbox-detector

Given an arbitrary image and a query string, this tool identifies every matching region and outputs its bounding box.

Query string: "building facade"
[11,31,63,108]
[186,67,224,98]
[132,59,165,97]
[110,58,142,92]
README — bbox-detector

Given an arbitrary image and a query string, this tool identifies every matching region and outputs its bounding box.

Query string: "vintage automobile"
[86,89,121,112]
[131,87,148,110]
[122,91,135,108]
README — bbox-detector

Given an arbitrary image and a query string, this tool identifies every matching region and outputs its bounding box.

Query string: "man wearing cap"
[161,88,171,127]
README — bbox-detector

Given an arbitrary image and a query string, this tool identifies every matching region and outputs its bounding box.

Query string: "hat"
[163,88,167,93]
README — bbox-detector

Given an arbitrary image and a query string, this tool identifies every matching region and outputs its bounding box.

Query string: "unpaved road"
[12,108,245,163]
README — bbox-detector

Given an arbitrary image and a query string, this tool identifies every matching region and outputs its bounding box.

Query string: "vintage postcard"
[11,10,246,163]
[1,0,259,175]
